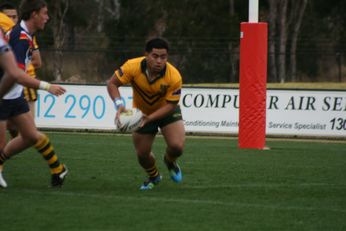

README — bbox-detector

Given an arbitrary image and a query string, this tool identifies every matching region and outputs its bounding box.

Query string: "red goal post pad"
[238,22,268,149]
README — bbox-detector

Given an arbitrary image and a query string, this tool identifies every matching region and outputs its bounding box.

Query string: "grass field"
[0,133,345,231]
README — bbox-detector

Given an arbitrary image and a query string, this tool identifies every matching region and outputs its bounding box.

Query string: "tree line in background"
[11,0,346,83]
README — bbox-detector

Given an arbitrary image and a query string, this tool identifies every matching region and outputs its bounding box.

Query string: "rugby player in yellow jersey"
[107,38,185,190]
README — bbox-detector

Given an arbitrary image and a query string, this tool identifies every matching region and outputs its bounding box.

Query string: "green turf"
[1,133,345,231]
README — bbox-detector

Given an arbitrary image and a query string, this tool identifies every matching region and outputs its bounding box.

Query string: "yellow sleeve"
[114,60,134,85]
[0,13,15,33]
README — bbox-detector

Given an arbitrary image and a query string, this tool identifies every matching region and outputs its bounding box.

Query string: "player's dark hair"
[145,38,169,53]
[0,2,17,12]
[19,0,47,21]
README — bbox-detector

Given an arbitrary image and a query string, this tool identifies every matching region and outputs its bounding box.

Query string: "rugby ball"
[115,109,143,132]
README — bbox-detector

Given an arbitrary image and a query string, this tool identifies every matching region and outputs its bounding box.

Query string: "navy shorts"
[0,96,30,121]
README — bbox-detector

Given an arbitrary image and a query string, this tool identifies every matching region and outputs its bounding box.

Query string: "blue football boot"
[164,156,182,183]
[140,174,162,190]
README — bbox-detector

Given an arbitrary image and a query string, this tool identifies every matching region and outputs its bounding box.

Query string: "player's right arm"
[107,72,123,103]
[0,47,65,98]
[107,61,134,118]
[107,72,125,119]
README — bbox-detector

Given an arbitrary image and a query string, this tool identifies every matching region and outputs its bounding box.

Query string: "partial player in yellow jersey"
[107,38,185,190]
[0,12,14,34]
[0,2,17,33]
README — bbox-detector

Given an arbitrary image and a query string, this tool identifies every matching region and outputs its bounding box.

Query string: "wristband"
[114,97,124,110]
[39,81,51,91]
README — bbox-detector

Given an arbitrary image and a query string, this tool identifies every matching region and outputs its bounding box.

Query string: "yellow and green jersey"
[114,57,182,115]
